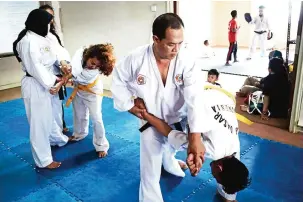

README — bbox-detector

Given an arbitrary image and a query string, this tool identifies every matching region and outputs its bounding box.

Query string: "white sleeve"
[22,42,57,90]
[182,59,201,133]
[110,55,135,112]
[56,46,71,62]
[266,18,271,31]
[250,17,257,25]
[182,62,214,133]
[71,48,84,78]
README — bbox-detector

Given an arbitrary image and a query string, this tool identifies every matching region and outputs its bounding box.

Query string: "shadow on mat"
[160,167,183,191]
[37,150,97,174]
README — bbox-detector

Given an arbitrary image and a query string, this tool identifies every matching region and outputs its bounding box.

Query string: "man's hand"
[134,98,146,110]
[128,103,146,119]
[187,133,205,176]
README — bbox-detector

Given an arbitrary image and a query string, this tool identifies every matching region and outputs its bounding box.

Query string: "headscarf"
[39,4,63,47]
[13,9,53,62]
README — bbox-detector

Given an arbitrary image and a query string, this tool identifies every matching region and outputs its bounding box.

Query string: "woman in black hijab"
[13,9,52,62]
[13,9,70,169]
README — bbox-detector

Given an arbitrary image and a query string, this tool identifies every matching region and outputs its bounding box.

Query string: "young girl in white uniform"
[67,44,115,158]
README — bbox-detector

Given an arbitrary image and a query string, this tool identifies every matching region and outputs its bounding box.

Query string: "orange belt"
[65,77,103,107]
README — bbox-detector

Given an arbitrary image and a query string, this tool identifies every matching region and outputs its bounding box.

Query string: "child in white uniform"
[135,83,251,202]
[68,44,116,158]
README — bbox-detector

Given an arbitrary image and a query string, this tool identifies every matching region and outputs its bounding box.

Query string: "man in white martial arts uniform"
[13,9,70,169]
[66,44,115,158]
[247,5,271,60]
[111,13,205,202]
[135,82,251,202]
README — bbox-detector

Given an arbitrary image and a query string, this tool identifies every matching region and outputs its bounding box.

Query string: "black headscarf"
[13,9,53,62]
[39,4,63,47]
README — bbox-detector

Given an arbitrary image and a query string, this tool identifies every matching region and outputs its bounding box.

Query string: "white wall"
[0,57,24,90]
[179,0,211,52]
[59,1,167,90]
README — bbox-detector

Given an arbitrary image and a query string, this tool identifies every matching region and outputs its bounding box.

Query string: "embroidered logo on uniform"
[175,74,183,84]
[137,74,146,85]
[40,46,50,53]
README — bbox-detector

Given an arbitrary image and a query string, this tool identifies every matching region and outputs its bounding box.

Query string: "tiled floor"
[0,85,302,148]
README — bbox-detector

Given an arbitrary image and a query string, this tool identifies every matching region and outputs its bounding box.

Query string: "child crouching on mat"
[66,44,116,158]
[135,84,251,202]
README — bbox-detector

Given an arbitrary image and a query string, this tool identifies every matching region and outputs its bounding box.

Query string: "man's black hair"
[152,13,184,40]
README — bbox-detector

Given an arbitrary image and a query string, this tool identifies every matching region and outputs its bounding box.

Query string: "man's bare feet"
[98,151,108,158]
[68,136,76,142]
[178,160,188,170]
[45,161,61,169]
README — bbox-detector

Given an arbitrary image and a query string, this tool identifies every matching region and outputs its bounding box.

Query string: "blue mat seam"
[0,141,36,169]
[1,134,134,202]
[181,174,215,202]
[240,139,262,158]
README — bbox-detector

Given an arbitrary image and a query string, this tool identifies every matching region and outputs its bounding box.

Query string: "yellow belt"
[65,77,103,107]
[204,85,253,125]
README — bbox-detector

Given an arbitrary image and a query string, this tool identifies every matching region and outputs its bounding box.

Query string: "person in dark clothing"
[261,58,290,119]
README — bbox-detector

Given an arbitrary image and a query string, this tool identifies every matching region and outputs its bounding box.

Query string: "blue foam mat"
[0,88,302,202]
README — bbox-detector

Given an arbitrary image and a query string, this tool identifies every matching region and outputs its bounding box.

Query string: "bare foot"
[45,161,61,169]
[68,136,75,142]
[98,151,108,158]
[178,160,188,170]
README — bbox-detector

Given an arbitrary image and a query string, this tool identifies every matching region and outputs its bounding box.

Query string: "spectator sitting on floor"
[239,50,284,96]
[240,58,290,119]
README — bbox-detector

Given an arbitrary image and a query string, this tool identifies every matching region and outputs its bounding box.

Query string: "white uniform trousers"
[23,96,53,168]
[72,92,109,152]
[49,94,69,147]
[139,120,186,202]
[248,32,267,58]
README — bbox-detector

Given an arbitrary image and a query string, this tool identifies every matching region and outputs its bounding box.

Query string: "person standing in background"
[226,10,240,66]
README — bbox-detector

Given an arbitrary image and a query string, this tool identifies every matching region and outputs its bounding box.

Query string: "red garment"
[228,19,237,42]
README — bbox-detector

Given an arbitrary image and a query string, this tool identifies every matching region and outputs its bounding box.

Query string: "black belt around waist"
[56,74,67,100]
[254,31,267,34]
[139,121,183,133]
